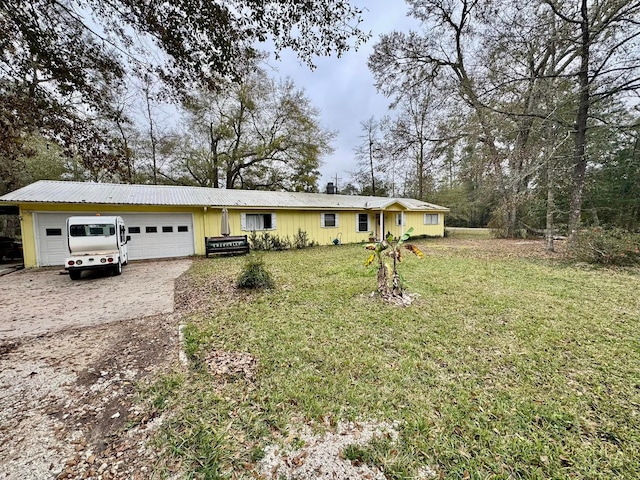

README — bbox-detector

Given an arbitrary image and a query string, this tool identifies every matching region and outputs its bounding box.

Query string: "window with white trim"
[424,214,440,225]
[241,213,276,231]
[395,213,406,226]
[321,213,339,228]
[356,213,370,232]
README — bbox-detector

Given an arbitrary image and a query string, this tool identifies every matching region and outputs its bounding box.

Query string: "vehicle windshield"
[69,224,116,237]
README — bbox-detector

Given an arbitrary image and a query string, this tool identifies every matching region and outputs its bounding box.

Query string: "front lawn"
[148,239,640,479]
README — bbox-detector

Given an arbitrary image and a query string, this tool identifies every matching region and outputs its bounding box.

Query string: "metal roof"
[0,180,449,211]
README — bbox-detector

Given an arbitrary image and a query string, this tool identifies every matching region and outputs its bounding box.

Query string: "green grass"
[149,240,640,479]
[445,227,492,239]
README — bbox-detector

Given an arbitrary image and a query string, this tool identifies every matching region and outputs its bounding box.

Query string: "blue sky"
[267,1,417,191]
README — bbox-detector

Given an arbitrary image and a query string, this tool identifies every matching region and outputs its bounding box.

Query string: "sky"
[267,1,418,192]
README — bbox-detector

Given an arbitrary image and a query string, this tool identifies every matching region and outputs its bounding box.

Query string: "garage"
[34,212,195,266]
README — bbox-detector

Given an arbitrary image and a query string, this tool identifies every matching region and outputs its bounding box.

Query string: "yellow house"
[0,180,449,268]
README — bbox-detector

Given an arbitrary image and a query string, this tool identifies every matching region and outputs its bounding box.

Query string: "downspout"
[203,206,208,252]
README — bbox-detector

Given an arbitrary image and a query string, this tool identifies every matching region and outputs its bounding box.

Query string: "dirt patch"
[258,420,435,480]
[0,314,182,480]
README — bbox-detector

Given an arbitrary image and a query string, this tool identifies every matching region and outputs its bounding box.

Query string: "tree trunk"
[568,0,590,243]
[369,140,376,196]
[209,122,219,188]
[546,159,555,252]
[144,85,158,185]
[377,263,388,296]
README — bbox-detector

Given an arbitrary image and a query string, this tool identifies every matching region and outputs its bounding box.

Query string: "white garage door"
[34,213,69,267]
[121,213,194,260]
[34,212,195,266]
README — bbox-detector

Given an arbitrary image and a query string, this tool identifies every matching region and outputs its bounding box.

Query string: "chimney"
[326,182,335,194]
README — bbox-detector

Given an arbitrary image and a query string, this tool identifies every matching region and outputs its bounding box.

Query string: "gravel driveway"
[0,259,192,340]
[0,258,193,479]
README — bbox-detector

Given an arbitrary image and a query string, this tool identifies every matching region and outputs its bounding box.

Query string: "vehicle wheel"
[69,270,81,280]
[113,260,122,276]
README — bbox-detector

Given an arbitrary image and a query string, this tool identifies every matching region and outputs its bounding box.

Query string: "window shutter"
[321,213,326,228]
[241,213,247,231]
[335,213,339,228]
[355,213,360,232]
[271,213,276,229]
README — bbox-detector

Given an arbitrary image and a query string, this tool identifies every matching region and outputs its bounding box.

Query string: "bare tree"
[543,0,640,241]
[178,67,333,191]
[352,117,386,196]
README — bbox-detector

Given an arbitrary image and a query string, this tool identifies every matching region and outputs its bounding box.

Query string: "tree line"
[2,0,639,248]
[346,0,640,249]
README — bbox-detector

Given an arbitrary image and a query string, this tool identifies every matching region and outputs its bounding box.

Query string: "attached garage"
[33,212,195,266]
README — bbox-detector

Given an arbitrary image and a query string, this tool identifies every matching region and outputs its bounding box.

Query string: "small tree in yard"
[364,227,424,305]
[237,256,275,290]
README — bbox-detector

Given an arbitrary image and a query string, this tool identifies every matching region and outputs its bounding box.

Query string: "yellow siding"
[17,202,446,267]
[403,211,445,237]
[19,210,36,268]
[219,208,445,245]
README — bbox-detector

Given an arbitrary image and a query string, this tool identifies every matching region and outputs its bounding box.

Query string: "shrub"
[250,231,304,251]
[571,227,640,266]
[271,234,292,251]
[294,228,315,249]
[237,256,275,289]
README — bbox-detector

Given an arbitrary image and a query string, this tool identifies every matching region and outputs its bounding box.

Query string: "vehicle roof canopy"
[67,215,123,224]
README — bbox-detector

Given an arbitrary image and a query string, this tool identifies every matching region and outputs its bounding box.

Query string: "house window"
[424,214,440,225]
[395,213,406,226]
[241,213,276,231]
[162,226,173,233]
[146,226,158,233]
[321,213,338,228]
[356,213,369,233]
[128,227,141,234]
[177,225,189,232]
[46,228,62,236]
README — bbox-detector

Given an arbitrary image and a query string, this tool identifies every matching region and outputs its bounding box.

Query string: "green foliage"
[1,0,367,191]
[585,145,640,231]
[294,228,315,249]
[571,227,640,266]
[236,255,275,289]
[249,231,299,251]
